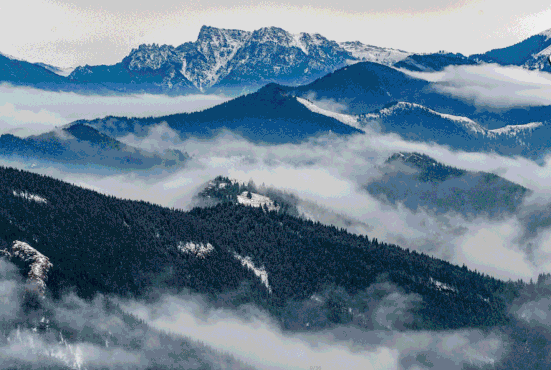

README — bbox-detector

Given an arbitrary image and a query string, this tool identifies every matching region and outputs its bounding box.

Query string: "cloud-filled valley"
[6,118,551,283]
[0,84,229,137]
[400,64,551,110]
[4,53,551,370]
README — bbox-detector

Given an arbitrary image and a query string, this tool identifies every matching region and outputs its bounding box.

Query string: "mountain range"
[365,152,529,218]
[0,123,189,170]
[3,26,551,96]
[3,164,551,368]
[72,83,364,144]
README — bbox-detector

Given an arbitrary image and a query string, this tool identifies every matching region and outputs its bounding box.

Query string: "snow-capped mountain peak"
[66,25,412,93]
[338,41,411,65]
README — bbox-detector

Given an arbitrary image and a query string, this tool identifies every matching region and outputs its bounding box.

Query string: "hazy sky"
[1,0,550,68]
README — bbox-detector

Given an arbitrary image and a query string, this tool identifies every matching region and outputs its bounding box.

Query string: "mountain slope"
[0,123,188,169]
[4,26,409,95]
[357,101,551,159]
[393,52,479,72]
[0,165,517,332]
[79,83,364,144]
[290,62,433,114]
[366,152,529,218]
[0,52,69,87]
[394,28,551,73]
[471,28,551,71]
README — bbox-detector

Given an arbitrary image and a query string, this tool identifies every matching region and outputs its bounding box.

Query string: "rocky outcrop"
[1,240,53,297]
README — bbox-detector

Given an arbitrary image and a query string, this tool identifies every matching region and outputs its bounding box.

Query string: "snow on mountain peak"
[75,25,413,91]
[489,121,544,135]
[338,41,411,65]
[363,102,487,136]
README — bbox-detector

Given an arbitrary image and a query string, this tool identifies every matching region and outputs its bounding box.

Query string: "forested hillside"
[0,165,526,332]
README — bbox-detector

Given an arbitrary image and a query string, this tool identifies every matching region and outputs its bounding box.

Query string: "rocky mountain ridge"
[68,25,411,94]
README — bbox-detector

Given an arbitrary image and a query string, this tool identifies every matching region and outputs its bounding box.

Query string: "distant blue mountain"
[395,28,551,73]
[366,152,529,218]
[471,30,551,70]
[78,83,364,144]
[0,53,68,88]
[0,124,188,169]
[393,52,478,72]
[358,101,551,161]
[289,62,431,114]
[289,61,482,118]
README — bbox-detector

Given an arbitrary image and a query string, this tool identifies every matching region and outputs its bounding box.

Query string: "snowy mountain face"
[1,240,53,297]
[68,26,410,94]
[339,41,410,66]
[34,62,75,77]
[357,101,551,159]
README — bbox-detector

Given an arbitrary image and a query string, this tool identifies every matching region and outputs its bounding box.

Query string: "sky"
[1,0,551,68]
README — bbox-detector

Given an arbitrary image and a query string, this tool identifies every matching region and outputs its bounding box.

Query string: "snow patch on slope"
[362,102,487,136]
[338,42,411,66]
[430,277,457,293]
[296,97,362,129]
[237,191,280,212]
[1,240,53,297]
[13,190,48,204]
[177,241,214,259]
[233,252,272,293]
[538,28,551,40]
[489,122,544,135]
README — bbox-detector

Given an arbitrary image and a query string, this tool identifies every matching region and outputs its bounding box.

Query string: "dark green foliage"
[368,152,529,218]
[196,175,300,217]
[0,165,526,334]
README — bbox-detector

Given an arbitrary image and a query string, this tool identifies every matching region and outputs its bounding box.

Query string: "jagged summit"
[65,25,411,94]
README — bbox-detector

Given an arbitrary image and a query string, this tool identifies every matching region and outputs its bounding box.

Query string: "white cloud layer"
[6,122,551,283]
[0,84,229,137]
[400,64,551,108]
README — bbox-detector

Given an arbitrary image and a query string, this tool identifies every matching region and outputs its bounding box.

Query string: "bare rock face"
[1,240,53,297]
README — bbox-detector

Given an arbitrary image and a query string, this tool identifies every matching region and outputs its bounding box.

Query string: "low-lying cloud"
[0,255,508,370]
[6,121,551,283]
[399,64,551,109]
[0,84,229,137]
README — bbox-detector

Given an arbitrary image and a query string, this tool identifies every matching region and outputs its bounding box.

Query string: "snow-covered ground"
[237,191,280,212]
[1,240,53,297]
[429,277,457,293]
[489,122,543,136]
[338,41,411,66]
[296,97,363,130]
[233,252,272,293]
[13,190,48,204]
[177,241,215,259]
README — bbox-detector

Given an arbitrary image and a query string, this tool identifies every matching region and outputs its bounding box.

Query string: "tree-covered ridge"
[0,123,189,170]
[196,175,300,216]
[77,83,364,145]
[367,152,529,218]
[0,165,530,333]
[386,152,467,182]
